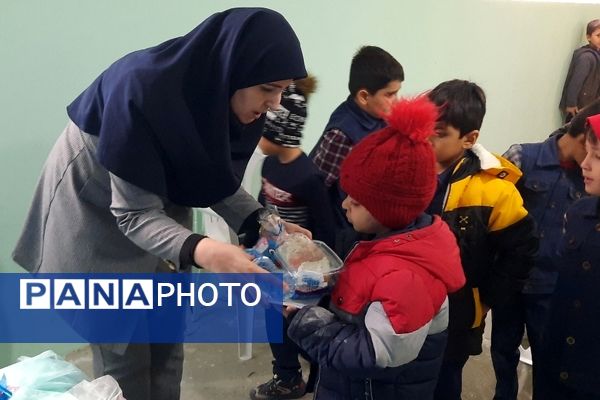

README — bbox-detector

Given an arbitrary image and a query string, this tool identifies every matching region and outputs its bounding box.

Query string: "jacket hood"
[468,143,522,185]
[346,216,465,294]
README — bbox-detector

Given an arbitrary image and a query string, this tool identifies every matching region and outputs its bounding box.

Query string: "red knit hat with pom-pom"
[339,96,438,229]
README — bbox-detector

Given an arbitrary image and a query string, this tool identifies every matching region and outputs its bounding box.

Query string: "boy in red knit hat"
[286,96,466,400]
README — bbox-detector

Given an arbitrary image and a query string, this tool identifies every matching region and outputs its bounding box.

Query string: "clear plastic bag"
[244,211,287,260]
[247,210,343,299]
[66,376,125,400]
[0,351,87,399]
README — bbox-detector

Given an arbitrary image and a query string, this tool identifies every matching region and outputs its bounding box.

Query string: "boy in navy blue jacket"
[310,46,403,242]
[535,113,600,400]
[492,99,600,400]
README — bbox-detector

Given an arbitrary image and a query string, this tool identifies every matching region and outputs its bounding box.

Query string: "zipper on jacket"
[364,378,373,400]
[441,157,465,216]
[343,241,361,263]
[314,365,321,399]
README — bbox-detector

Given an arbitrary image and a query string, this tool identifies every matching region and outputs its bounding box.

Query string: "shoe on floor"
[249,374,306,400]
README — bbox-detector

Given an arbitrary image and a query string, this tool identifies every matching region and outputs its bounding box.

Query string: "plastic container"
[274,238,343,296]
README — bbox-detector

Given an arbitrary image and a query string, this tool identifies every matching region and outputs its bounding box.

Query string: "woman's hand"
[193,237,265,274]
[283,221,312,239]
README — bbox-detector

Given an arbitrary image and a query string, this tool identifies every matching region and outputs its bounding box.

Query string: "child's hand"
[282,305,299,318]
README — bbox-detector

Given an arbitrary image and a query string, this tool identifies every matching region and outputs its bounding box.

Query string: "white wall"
[1,0,597,366]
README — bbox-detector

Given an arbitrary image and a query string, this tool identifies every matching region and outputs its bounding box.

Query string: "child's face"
[342,196,388,234]
[230,79,292,125]
[357,80,402,119]
[587,28,600,50]
[581,139,600,196]
[429,122,478,172]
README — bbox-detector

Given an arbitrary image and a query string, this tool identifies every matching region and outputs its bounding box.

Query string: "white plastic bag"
[66,375,125,400]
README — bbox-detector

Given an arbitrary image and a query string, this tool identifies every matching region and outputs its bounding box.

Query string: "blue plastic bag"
[0,374,12,400]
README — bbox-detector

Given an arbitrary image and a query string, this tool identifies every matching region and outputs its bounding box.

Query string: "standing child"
[310,46,403,242]
[258,76,335,248]
[425,80,538,400]
[560,19,600,122]
[287,96,466,400]
[535,114,600,400]
[250,77,334,400]
[491,99,600,400]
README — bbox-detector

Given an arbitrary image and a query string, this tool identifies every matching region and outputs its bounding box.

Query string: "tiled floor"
[68,337,533,400]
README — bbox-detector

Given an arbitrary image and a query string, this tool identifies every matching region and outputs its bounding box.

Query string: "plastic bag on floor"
[0,350,87,399]
[66,375,124,400]
[5,386,77,399]
[0,374,12,400]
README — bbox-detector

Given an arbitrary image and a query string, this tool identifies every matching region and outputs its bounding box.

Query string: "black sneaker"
[249,374,306,400]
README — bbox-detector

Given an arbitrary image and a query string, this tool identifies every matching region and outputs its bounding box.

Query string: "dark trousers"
[491,293,552,400]
[266,305,303,380]
[91,343,183,400]
[269,319,303,380]
[266,305,318,391]
[433,354,469,400]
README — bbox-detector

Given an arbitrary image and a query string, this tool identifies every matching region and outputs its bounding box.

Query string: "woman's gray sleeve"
[109,173,193,269]
[209,186,263,232]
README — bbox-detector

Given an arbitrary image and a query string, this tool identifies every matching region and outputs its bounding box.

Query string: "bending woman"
[12,7,307,400]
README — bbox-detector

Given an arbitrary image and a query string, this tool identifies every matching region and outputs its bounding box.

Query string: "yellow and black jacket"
[441,144,538,359]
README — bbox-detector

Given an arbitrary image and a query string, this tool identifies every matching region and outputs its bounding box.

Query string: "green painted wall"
[0,0,597,367]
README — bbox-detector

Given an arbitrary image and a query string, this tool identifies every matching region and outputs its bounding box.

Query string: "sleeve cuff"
[179,233,207,270]
[237,208,265,248]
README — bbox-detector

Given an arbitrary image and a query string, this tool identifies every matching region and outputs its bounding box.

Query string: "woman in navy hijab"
[13,8,308,400]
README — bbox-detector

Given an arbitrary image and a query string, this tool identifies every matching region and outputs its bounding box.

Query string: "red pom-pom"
[384,96,439,142]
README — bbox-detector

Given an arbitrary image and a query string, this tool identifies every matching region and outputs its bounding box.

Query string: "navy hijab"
[67,8,306,207]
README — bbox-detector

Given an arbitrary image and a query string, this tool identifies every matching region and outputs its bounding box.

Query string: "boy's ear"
[355,89,370,107]
[461,130,479,149]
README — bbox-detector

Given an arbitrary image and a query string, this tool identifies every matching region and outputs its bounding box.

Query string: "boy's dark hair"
[569,97,600,137]
[348,46,404,97]
[427,79,486,137]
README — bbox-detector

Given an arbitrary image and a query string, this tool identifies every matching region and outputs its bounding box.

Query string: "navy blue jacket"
[538,197,600,396]
[505,133,585,293]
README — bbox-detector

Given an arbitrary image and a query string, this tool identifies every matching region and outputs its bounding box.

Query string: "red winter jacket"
[289,215,465,399]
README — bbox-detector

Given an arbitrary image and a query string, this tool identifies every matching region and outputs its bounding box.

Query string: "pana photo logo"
[19,278,262,310]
